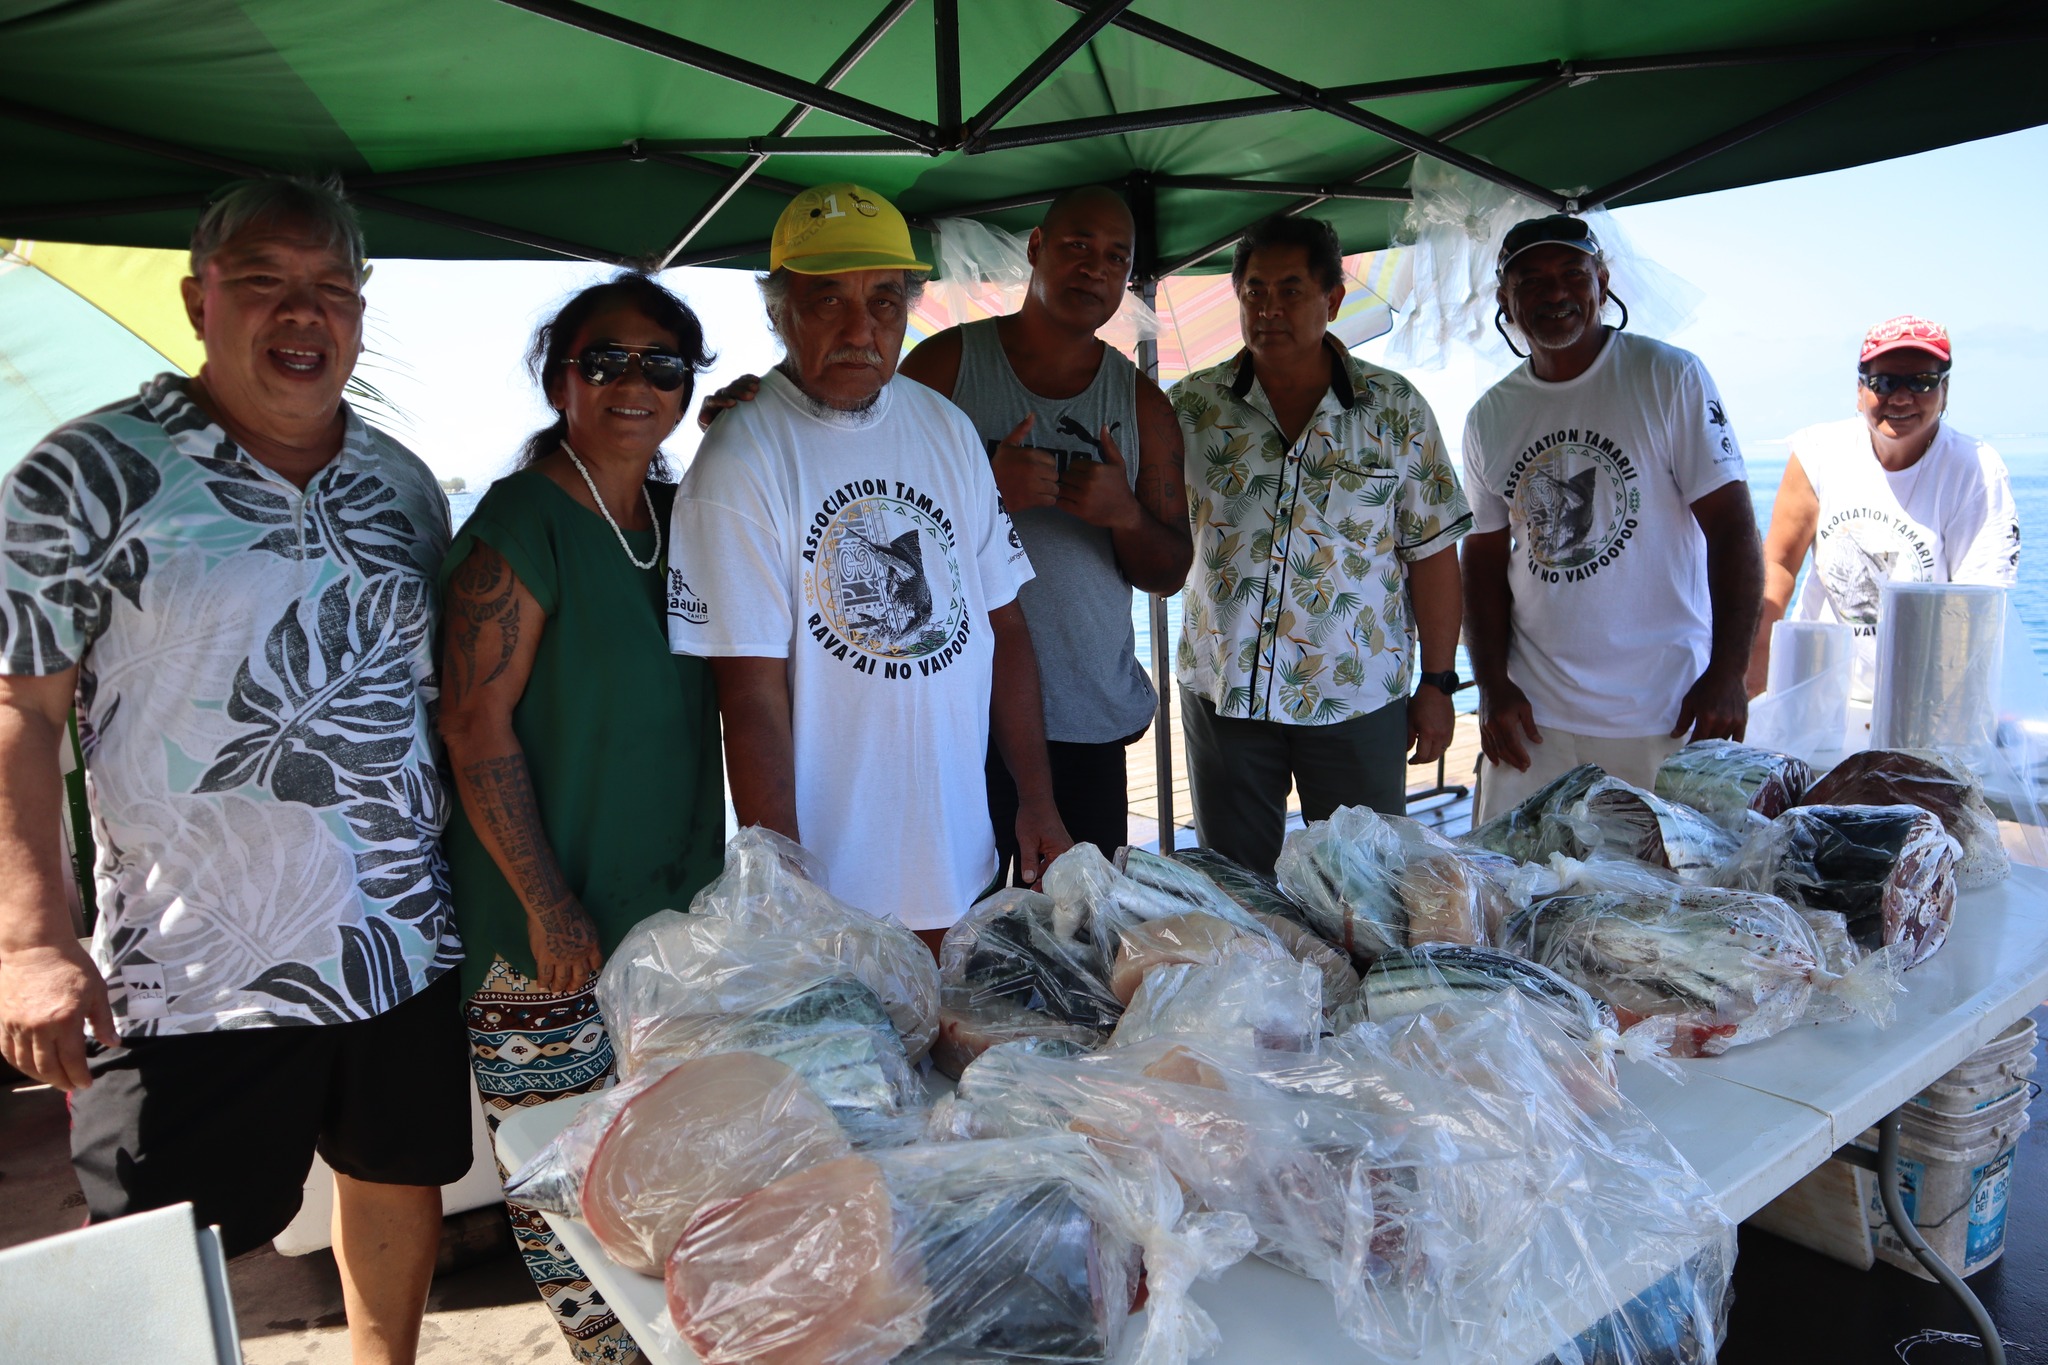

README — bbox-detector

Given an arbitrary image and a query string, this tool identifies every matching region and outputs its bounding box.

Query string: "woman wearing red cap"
[1747,315,2019,699]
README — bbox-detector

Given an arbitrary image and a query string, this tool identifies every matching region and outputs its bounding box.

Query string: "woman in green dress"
[438,273,723,1365]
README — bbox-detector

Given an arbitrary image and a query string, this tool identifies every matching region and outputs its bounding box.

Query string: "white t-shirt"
[667,368,1032,930]
[1462,331,1747,737]
[1790,416,2019,695]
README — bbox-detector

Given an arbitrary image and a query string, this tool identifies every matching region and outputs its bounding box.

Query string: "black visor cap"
[1497,215,1602,276]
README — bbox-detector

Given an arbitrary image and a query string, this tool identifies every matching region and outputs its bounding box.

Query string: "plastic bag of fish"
[940,995,1733,1363]
[934,845,1332,1076]
[1336,941,1680,1079]
[1654,739,1813,825]
[1165,848,1363,1013]
[933,1032,1510,1298]
[1464,764,1742,883]
[1501,880,1901,1057]
[661,1132,1253,1365]
[597,827,937,1141]
[1802,747,2008,888]
[1258,995,1734,1364]
[1277,806,1521,961]
[1715,802,1960,968]
[504,1049,858,1277]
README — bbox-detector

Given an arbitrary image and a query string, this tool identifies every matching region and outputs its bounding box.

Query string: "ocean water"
[447,433,2048,712]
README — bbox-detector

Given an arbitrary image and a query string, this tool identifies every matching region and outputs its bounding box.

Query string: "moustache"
[824,345,887,366]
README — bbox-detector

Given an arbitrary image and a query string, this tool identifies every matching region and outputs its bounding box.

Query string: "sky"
[356,123,2048,490]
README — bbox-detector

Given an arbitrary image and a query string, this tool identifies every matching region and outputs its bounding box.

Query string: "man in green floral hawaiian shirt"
[0,177,467,1365]
[1175,215,1470,875]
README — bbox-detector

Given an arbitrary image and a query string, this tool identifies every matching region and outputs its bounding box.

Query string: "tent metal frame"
[5,0,2044,278]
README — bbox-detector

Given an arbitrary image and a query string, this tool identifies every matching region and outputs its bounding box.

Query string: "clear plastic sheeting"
[1109,958,1324,1054]
[1258,995,1733,1362]
[1278,806,1517,961]
[935,1034,1501,1288]
[1464,765,1741,883]
[1748,620,1855,766]
[1653,739,1813,824]
[1382,157,1702,380]
[1166,848,1318,927]
[1718,804,1959,968]
[1502,883,1896,1056]
[502,1050,852,1277]
[934,888,1121,1079]
[1803,748,2009,890]
[597,828,940,1093]
[664,1133,1251,1365]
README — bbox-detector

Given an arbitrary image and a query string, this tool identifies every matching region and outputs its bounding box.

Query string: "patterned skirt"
[467,957,642,1365]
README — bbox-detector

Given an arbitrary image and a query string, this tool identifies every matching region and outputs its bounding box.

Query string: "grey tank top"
[952,318,1157,743]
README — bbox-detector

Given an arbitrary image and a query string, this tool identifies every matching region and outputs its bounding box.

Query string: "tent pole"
[1152,73,1569,278]
[1580,49,1942,208]
[960,0,1135,151]
[973,61,1562,153]
[1127,172,1175,855]
[935,0,962,138]
[492,0,938,147]
[1044,0,1564,208]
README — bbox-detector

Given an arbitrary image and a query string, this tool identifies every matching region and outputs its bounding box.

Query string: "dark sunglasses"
[567,345,689,392]
[1859,370,1948,397]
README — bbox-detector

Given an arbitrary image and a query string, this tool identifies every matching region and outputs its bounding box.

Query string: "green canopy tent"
[6,0,2047,846]
[4,0,2046,277]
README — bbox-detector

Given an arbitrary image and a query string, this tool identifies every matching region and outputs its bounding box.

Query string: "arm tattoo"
[446,546,520,703]
[462,753,576,922]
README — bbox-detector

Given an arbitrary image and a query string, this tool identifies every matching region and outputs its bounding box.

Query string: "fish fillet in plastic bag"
[1502,885,1830,1056]
[1803,747,2008,889]
[503,1051,852,1277]
[931,888,1122,1078]
[1279,807,1517,958]
[1719,803,1958,968]
[1109,957,1324,1054]
[599,828,940,1078]
[1654,739,1813,823]
[666,1134,1251,1365]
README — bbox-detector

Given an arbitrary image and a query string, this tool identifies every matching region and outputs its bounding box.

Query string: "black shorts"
[69,968,474,1259]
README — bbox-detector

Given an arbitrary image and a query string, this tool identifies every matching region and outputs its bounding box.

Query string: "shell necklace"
[561,441,660,570]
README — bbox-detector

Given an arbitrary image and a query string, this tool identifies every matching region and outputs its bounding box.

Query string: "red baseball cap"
[1859,315,1951,366]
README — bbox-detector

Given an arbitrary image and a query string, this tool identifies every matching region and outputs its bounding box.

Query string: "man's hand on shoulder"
[0,939,117,1091]
[1477,677,1542,772]
[1672,662,1748,742]
[696,374,762,432]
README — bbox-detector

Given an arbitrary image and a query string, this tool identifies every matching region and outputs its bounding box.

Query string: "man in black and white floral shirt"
[0,178,466,1365]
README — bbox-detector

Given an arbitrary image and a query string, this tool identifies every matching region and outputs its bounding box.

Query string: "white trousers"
[1473,728,1687,826]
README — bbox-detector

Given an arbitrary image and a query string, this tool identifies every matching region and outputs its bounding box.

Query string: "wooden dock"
[1125,706,1484,848]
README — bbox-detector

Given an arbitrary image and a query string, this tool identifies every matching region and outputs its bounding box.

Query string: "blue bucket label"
[1966,1152,2013,1265]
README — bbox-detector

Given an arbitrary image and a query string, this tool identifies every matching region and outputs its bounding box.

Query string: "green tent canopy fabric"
[2,0,2044,277]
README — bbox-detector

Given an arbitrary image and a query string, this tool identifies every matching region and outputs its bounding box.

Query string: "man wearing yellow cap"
[666,183,1070,944]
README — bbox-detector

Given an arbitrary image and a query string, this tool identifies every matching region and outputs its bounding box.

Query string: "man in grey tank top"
[898,186,1192,875]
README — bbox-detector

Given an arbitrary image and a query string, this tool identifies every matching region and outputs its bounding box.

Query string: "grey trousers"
[1180,686,1408,877]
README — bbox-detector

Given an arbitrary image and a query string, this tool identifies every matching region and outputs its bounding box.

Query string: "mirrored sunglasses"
[1859,370,1947,397]
[569,345,689,391]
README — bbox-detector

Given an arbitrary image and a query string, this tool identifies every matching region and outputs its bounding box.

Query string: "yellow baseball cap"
[770,182,930,275]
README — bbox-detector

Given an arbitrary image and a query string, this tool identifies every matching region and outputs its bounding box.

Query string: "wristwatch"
[1416,668,1460,695]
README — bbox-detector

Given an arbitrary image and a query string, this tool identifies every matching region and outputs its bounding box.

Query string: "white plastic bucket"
[1855,1083,2033,1280]
[1907,1017,2039,1118]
